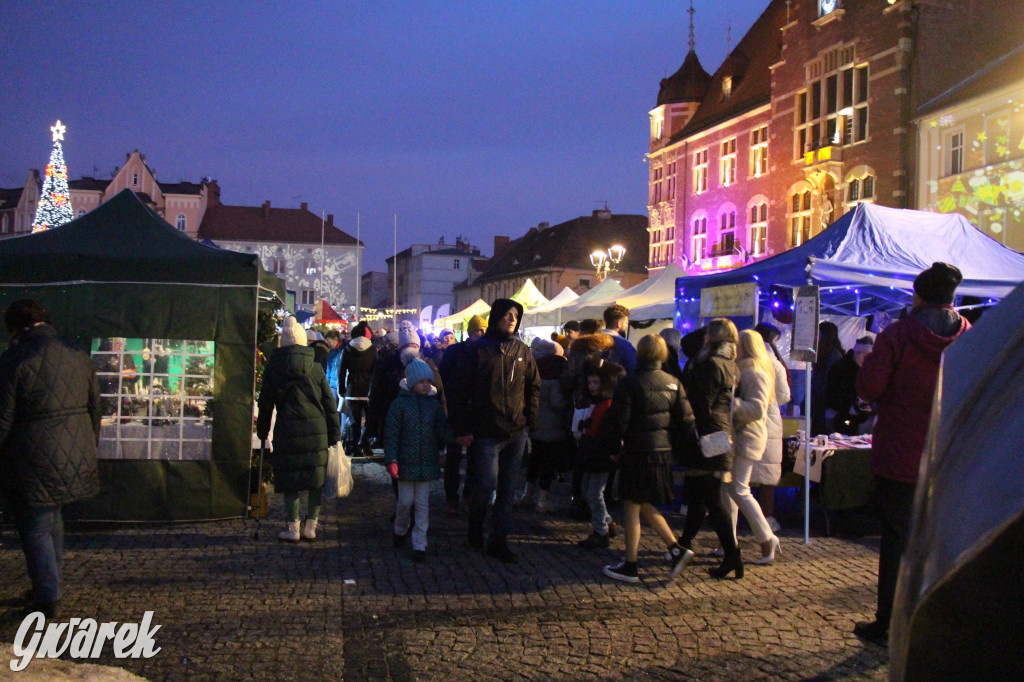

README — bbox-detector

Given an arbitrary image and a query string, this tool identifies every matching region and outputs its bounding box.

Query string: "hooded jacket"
[256,345,341,493]
[561,333,616,409]
[451,299,540,440]
[856,304,970,484]
[0,325,101,507]
[383,384,448,482]
[530,338,568,442]
[338,335,377,398]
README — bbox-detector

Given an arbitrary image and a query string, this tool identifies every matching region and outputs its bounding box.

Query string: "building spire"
[687,0,695,54]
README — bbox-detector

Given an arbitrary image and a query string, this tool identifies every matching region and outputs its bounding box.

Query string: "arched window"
[176,214,186,232]
[844,166,876,209]
[690,213,708,262]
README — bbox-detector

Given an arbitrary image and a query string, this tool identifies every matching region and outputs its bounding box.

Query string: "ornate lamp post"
[590,244,626,282]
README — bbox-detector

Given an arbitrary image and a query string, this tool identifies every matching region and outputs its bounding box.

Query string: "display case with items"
[91,337,216,460]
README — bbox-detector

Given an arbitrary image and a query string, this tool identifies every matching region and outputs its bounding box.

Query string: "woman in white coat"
[723,329,782,564]
[750,324,791,533]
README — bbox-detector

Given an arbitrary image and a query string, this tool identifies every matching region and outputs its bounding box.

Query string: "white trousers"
[722,457,774,544]
[395,480,431,550]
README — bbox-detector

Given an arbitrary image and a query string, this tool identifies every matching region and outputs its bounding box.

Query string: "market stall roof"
[316,299,344,325]
[521,286,580,328]
[619,263,686,321]
[676,203,1024,318]
[434,298,492,329]
[561,276,625,321]
[889,279,1024,680]
[0,189,274,290]
[510,278,549,310]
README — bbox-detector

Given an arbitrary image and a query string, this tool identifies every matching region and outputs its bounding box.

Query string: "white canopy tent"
[560,277,625,321]
[618,263,686,321]
[521,286,580,327]
[511,278,549,310]
[434,298,491,331]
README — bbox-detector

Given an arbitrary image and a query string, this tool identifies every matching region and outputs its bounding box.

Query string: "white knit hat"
[280,316,307,347]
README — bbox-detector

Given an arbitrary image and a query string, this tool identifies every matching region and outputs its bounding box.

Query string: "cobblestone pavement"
[0,462,888,681]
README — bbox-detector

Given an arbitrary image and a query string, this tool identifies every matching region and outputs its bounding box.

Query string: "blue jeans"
[583,472,612,535]
[15,504,64,605]
[469,431,527,543]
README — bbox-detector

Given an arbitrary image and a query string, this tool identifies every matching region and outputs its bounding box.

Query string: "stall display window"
[91,338,215,460]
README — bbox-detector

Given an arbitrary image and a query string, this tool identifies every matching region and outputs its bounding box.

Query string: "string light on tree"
[32,119,74,232]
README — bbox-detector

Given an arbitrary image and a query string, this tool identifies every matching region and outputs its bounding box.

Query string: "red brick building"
[649,0,1021,275]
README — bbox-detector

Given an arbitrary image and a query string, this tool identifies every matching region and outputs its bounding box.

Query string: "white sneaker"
[301,517,318,541]
[278,520,300,543]
[767,516,781,533]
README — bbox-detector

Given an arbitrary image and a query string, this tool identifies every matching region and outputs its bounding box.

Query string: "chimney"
[300,202,308,211]
[327,214,334,226]
[204,179,221,206]
[262,200,270,219]
[493,235,511,257]
[593,209,612,220]
[537,221,550,231]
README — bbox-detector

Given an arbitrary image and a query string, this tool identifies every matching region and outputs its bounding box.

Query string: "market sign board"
[699,282,758,319]
[790,285,820,363]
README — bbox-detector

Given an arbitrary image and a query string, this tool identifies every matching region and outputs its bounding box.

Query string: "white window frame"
[748,201,768,256]
[301,289,316,306]
[691,215,708,262]
[795,61,869,158]
[750,126,768,178]
[788,189,814,246]
[720,138,737,187]
[693,149,708,194]
[945,129,964,176]
[176,213,186,232]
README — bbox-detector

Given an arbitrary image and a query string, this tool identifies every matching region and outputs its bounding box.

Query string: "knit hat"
[467,315,487,334]
[351,321,372,340]
[439,328,455,341]
[398,321,419,349]
[913,262,963,305]
[280,316,307,347]
[384,330,399,346]
[530,337,563,358]
[405,358,434,386]
[306,329,323,343]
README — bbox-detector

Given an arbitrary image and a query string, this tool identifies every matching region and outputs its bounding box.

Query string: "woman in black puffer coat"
[600,334,697,584]
[257,316,341,543]
[679,317,743,579]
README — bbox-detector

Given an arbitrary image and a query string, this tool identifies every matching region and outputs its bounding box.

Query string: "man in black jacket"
[0,300,100,619]
[450,299,539,563]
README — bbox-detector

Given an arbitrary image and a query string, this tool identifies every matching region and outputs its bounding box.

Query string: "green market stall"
[0,189,284,521]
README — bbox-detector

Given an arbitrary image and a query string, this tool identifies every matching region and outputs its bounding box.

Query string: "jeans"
[469,431,528,543]
[283,488,323,522]
[723,457,774,544]
[14,504,64,605]
[583,472,611,535]
[875,477,916,624]
[395,481,431,550]
[444,440,474,503]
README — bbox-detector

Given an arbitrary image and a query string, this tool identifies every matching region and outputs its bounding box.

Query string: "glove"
[386,462,399,479]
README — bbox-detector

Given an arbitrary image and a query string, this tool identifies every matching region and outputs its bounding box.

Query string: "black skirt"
[618,449,674,506]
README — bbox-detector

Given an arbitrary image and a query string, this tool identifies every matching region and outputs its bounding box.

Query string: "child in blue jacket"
[384,358,449,561]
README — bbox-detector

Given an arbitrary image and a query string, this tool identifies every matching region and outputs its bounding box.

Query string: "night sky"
[1,1,764,270]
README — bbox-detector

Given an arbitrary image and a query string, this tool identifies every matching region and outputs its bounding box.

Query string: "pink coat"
[856,306,970,484]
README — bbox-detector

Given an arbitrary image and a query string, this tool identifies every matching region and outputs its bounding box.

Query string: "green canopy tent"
[0,189,284,521]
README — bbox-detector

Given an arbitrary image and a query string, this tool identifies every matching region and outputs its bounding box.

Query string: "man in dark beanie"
[852,263,970,646]
[0,299,100,618]
[450,299,540,562]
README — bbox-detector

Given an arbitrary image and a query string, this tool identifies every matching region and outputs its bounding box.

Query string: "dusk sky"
[1,1,764,270]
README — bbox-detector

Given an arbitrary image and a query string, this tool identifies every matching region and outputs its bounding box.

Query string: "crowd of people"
[0,261,971,645]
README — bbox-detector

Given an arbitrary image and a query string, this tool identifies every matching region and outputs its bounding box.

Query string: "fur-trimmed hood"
[568,333,615,356]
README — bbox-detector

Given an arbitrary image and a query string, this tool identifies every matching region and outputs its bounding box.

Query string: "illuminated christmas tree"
[32,120,74,232]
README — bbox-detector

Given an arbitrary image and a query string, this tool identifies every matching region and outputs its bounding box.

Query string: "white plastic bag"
[324,442,353,499]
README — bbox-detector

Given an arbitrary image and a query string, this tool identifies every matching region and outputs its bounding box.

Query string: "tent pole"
[356,212,361,324]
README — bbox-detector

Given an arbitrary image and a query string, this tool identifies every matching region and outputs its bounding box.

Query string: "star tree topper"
[51,120,66,142]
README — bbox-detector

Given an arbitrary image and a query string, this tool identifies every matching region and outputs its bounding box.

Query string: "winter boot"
[515,483,537,509]
[301,517,318,542]
[278,520,301,543]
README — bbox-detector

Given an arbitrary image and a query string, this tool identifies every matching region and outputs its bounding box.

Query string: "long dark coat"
[256,345,341,494]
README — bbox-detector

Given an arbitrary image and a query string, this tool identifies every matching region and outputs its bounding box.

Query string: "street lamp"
[590,244,626,281]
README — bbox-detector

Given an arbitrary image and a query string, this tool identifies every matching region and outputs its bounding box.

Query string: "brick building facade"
[649,0,1023,276]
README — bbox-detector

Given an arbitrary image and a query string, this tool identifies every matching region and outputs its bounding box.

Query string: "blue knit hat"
[405,358,433,386]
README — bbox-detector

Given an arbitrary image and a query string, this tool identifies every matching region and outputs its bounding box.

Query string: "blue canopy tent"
[675,203,1024,328]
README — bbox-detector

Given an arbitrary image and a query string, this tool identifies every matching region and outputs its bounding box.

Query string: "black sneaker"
[667,544,694,579]
[853,620,889,647]
[412,550,426,562]
[485,542,519,564]
[603,560,639,583]
[577,532,610,549]
[393,532,406,548]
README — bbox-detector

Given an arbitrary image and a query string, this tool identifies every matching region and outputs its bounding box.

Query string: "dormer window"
[722,76,732,100]
[132,171,139,187]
